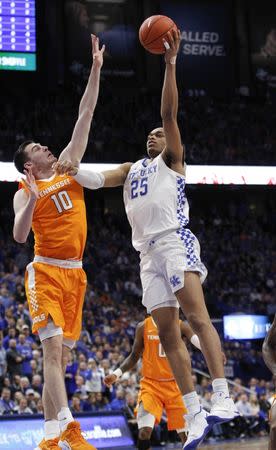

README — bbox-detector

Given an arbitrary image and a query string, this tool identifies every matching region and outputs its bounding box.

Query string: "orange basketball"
[139,15,177,55]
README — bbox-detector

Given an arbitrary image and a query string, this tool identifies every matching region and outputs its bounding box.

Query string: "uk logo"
[170,275,181,288]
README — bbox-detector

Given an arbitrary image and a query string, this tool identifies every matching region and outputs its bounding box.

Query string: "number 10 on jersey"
[51,190,73,213]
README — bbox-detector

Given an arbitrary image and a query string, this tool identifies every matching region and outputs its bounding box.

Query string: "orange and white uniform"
[24,174,87,340]
[137,317,186,431]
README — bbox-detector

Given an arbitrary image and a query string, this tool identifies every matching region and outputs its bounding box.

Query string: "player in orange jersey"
[262,314,276,450]
[12,35,104,450]
[104,316,203,450]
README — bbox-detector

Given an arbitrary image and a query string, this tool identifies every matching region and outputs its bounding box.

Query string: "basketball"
[139,15,177,54]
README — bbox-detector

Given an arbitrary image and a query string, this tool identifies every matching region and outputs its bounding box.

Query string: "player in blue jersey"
[54,29,238,449]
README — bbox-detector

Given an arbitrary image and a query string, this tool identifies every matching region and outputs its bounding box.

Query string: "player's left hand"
[103,373,118,387]
[53,160,78,176]
[91,34,105,69]
[163,28,181,63]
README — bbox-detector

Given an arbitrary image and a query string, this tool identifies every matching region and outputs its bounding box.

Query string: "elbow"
[13,229,27,244]
[14,235,27,244]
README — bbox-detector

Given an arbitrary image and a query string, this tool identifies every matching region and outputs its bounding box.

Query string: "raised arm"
[161,29,184,170]
[103,321,144,387]
[13,168,39,243]
[58,35,105,166]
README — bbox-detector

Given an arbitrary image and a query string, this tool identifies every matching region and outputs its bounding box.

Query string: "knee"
[186,313,210,334]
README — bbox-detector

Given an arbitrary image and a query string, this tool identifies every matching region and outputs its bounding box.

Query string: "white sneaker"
[207,392,240,426]
[183,407,210,449]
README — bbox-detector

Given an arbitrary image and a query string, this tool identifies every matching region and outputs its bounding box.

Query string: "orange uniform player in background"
[104,316,203,450]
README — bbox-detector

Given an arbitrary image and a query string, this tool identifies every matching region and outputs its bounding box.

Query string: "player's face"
[147,128,166,158]
[24,142,57,171]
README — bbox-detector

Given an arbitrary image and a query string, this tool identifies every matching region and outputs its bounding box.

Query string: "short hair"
[13,140,34,174]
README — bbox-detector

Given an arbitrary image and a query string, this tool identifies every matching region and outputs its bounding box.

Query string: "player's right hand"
[103,374,118,387]
[22,168,39,200]
[91,34,105,69]
[163,28,181,63]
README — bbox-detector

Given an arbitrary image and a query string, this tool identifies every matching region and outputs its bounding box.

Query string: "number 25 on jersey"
[131,177,148,199]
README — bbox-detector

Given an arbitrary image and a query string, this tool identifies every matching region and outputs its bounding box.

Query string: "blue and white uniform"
[123,154,207,313]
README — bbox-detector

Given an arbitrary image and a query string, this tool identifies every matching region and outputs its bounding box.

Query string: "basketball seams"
[145,25,176,47]
[139,15,166,44]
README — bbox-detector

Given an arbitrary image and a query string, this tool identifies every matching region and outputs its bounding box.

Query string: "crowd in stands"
[0,186,275,443]
[0,83,275,165]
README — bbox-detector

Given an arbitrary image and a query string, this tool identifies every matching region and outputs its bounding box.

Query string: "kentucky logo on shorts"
[169,275,181,288]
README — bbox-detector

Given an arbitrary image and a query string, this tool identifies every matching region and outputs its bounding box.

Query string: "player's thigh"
[151,306,181,341]
[25,262,65,333]
[62,268,87,341]
[175,271,211,324]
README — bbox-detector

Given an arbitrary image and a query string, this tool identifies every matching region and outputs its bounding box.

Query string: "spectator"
[0,387,15,415]
[0,336,7,382]
[235,393,254,417]
[6,339,23,377]
[70,395,83,413]
[110,390,126,411]
[85,359,103,393]
[13,396,33,415]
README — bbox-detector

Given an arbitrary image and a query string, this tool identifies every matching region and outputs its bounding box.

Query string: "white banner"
[1,162,276,185]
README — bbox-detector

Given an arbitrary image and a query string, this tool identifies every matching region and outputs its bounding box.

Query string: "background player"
[262,315,276,450]
[12,35,105,450]
[104,316,203,449]
[54,29,238,449]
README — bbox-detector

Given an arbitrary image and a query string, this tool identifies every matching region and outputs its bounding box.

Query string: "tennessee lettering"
[39,178,71,198]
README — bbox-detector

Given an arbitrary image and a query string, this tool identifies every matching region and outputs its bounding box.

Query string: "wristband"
[113,368,122,379]
[74,169,105,190]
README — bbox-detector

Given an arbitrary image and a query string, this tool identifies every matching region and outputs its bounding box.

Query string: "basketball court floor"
[152,437,269,449]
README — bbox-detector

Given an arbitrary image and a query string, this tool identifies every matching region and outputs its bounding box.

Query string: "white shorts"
[38,320,75,349]
[140,231,207,313]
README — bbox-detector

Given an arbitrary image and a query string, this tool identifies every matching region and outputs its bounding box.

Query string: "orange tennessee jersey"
[30,174,87,260]
[142,316,175,381]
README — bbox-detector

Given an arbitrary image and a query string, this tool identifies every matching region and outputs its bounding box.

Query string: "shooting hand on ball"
[163,28,181,64]
[91,34,105,69]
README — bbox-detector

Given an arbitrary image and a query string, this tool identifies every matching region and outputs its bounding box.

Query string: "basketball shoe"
[207,392,240,426]
[183,407,210,449]
[58,421,96,449]
[34,438,60,449]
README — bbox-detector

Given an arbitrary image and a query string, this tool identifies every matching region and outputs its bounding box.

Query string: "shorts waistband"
[34,255,82,269]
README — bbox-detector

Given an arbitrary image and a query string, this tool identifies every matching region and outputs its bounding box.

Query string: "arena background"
[0,0,275,449]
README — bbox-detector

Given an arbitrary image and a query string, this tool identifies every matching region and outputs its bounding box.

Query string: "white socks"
[45,419,60,441]
[212,378,229,396]
[183,391,201,415]
[57,407,74,432]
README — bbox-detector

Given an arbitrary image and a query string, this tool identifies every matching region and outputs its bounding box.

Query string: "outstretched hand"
[163,28,181,63]
[91,34,105,69]
[22,168,39,200]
